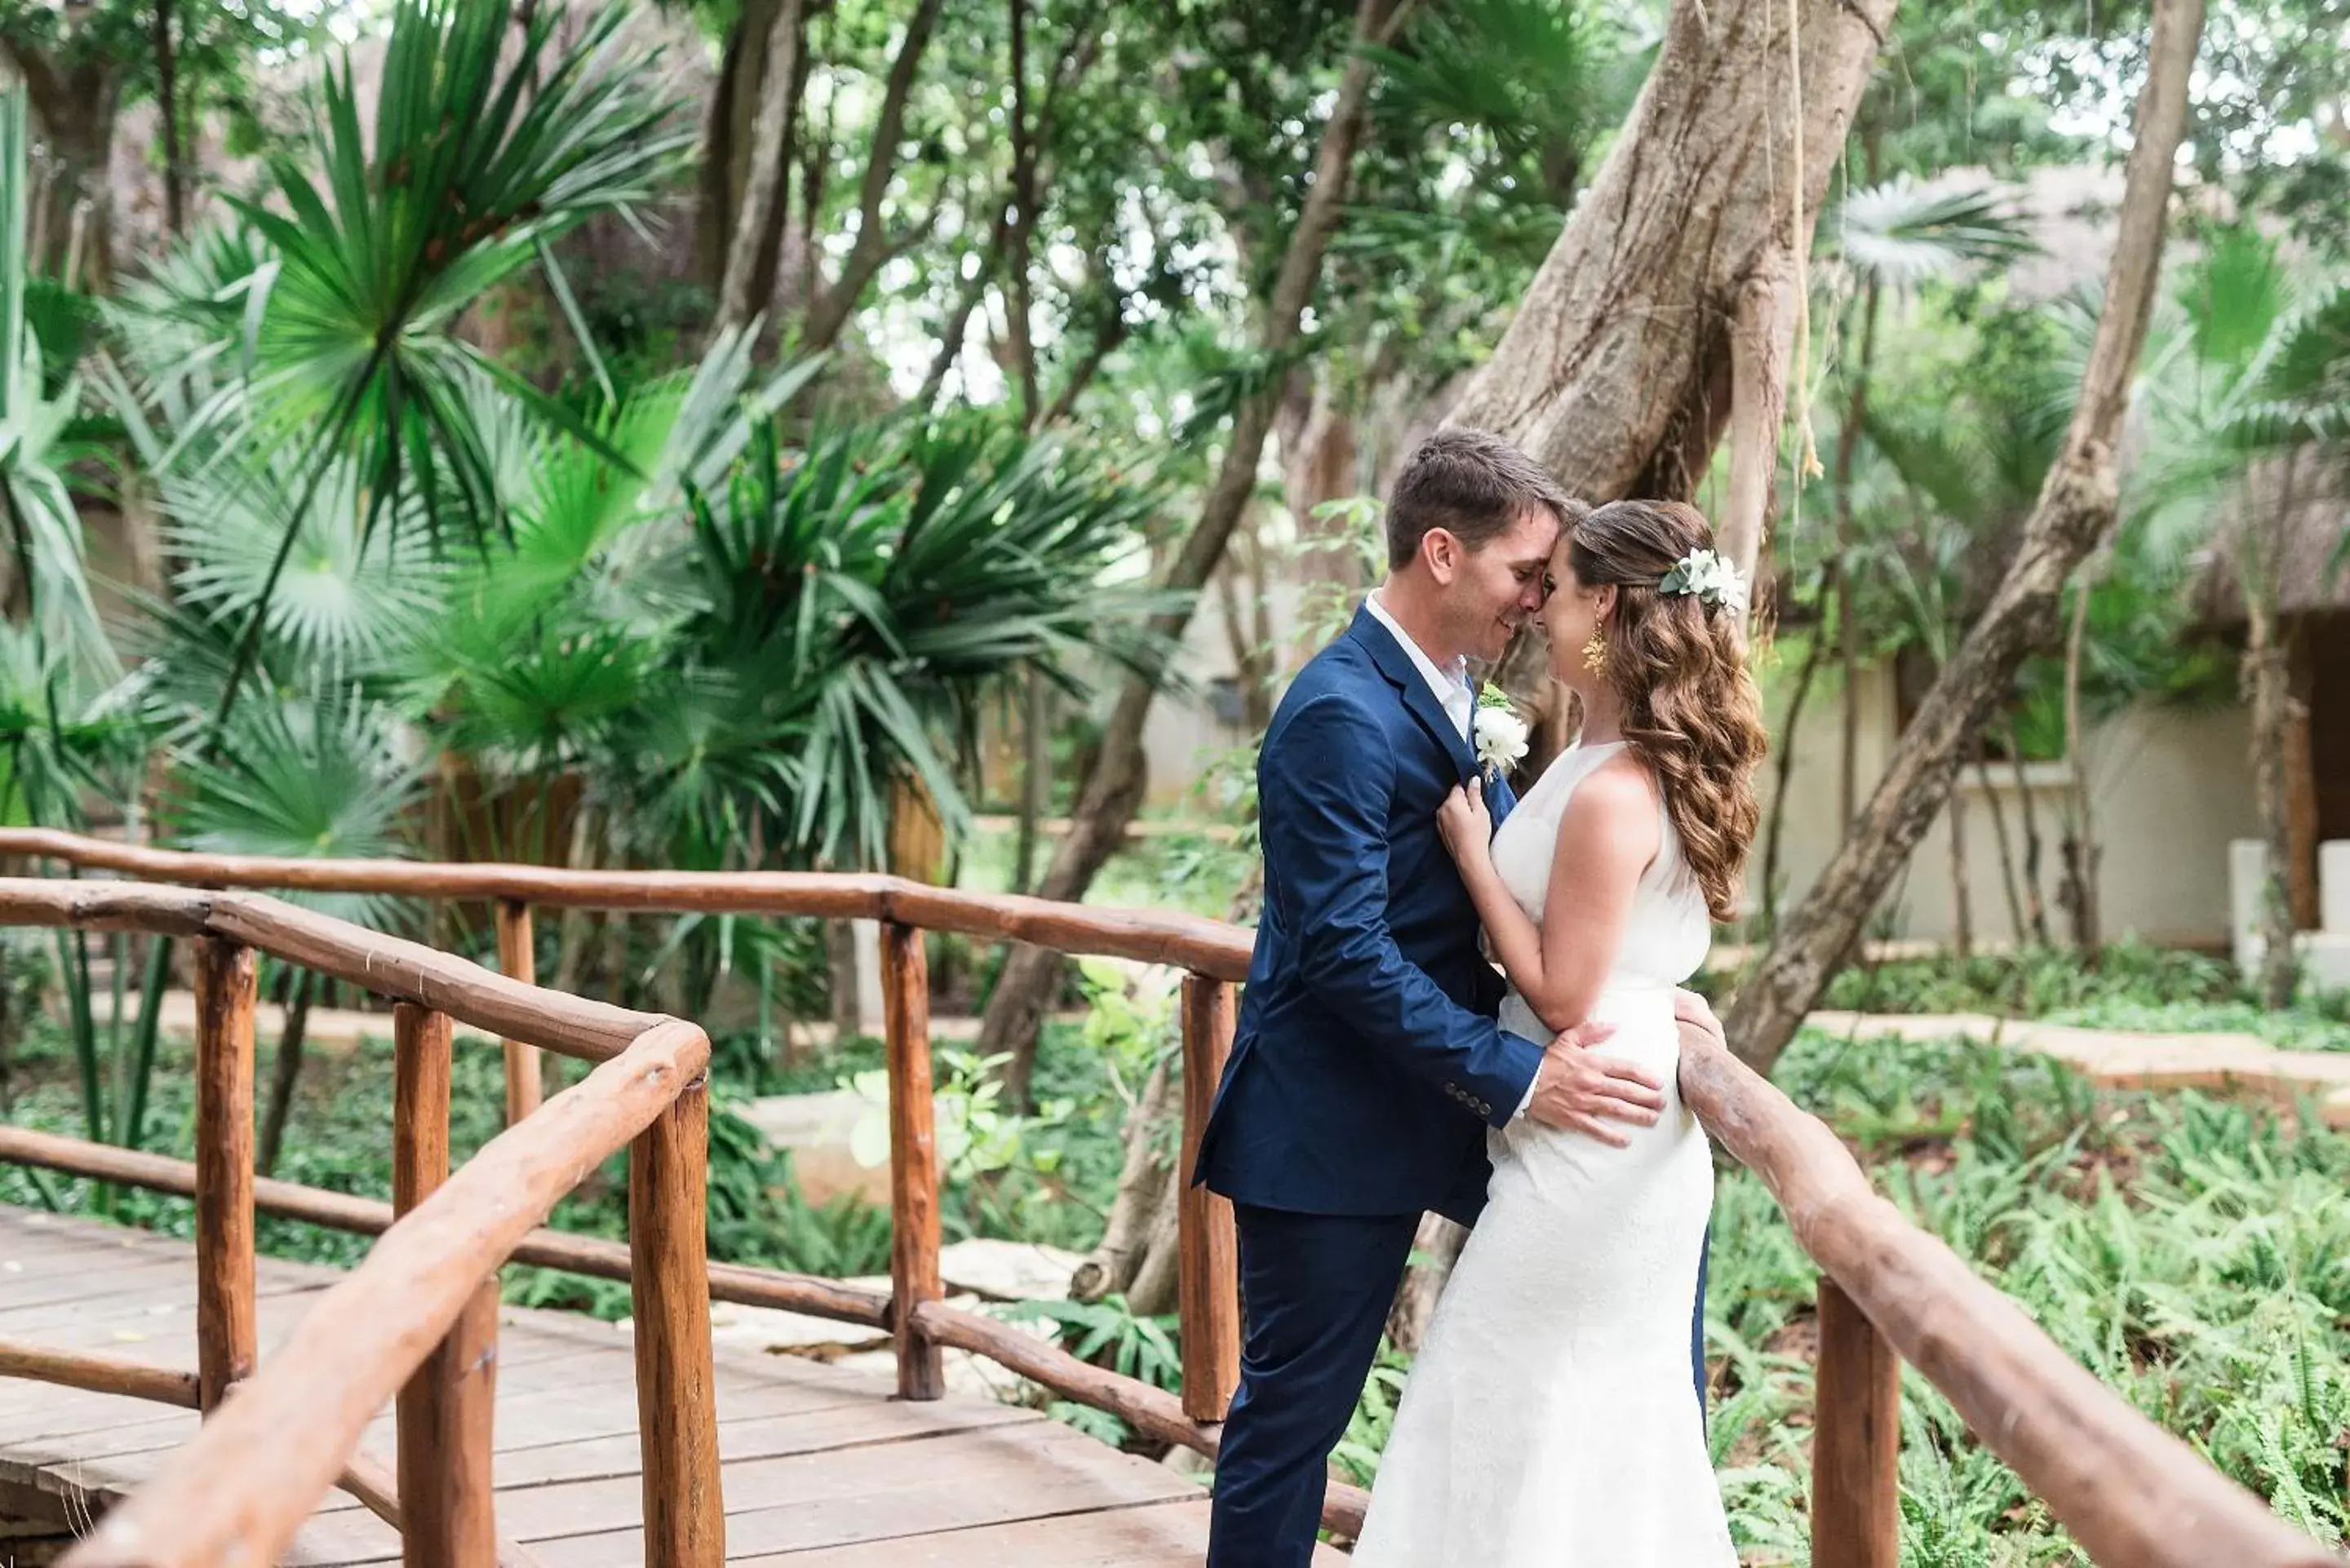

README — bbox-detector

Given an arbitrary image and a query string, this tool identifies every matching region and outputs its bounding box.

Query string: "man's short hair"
[1386,428,1578,570]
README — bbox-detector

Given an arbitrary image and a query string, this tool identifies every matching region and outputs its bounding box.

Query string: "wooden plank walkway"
[0,1207,1330,1565]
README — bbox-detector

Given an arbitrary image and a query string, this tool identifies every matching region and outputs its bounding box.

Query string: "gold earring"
[1581,629,1608,675]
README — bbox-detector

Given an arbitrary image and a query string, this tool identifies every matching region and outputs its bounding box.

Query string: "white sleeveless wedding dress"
[1351,741,1735,1567]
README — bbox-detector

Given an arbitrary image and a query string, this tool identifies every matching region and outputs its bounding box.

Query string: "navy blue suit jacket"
[1195,605,1546,1227]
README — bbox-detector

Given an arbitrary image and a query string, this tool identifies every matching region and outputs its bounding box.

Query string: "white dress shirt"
[1364,591,1541,1119]
[1364,591,1474,737]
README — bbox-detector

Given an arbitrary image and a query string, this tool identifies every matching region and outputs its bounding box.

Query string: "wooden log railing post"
[631,1071,725,1566]
[495,900,543,1125]
[1177,973,1241,1422]
[1812,1277,1900,1568]
[392,1003,499,1568]
[194,938,257,1413]
[882,920,944,1401]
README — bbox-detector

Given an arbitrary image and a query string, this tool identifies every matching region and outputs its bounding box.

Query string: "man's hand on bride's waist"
[1523,1020,1664,1149]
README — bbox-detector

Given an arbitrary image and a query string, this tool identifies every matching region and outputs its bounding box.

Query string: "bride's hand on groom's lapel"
[1435,778,1493,866]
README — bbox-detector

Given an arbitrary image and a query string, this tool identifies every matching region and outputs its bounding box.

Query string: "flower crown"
[1657,548,1749,618]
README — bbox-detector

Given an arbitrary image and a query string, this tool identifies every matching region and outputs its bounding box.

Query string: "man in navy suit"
[1194,430,1714,1567]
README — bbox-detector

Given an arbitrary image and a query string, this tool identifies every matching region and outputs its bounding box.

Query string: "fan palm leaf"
[123,0,694,729]
[167,680,423,930]
[0,89,112,684]
[1825,175,2037,293]
[160,454,446,671]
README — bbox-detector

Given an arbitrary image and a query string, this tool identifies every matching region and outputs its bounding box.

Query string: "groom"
[1194,430,1717,1567]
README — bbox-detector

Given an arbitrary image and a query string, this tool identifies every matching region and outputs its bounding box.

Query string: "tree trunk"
[713,0,808,333]
[1015,669,1050,896]
[1216,516,1279,735]
[979,0,1413,1102]
[1723,0,2204,1073]
[1385,1213,1466,1354]
[2058,574,2101,951]
[1445,0,1892,498]
[2248,613,2297,1008]
[1946,753,1973,959]
[1280,373,1369,662]
[1066,1053,1180,1315]
[153,0,185,236]
[2246,463,2300,1010]
[1975,742,2028,945]
[2011,737,2051,946]
[257,971,316,1178]
[1719,259,1798,611]
[798,0,947,354]
[1004,0,1043,423]
[1461,0,1891,780]
[10,50,120,291]
[1758,615,1829,931]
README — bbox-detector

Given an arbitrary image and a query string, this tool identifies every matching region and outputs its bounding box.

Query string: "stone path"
[1810,1011,2350,1126]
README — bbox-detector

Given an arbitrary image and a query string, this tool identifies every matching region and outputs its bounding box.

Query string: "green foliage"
[0,90,112,683]
[1818,940,2244,1017]
[1000,1293,1182,1390]
[1826,175,2039,295]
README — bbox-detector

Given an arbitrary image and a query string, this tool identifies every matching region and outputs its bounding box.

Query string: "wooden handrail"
[0,877,664,1061]
[0,835,2338,1563]
[0,827,1256,981]
[65,1017,711,1568]
[1681,1041,2339,1568]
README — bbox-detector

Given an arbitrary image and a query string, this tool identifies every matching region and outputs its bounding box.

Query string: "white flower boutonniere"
[1473,684,1529,782]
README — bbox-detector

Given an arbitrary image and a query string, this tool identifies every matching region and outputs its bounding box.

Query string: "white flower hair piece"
[1658,548,1749,618]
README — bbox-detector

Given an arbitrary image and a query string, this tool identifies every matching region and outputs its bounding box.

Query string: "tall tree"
[712,0,808,332]
[1446,0,1895,511]
[1725,0,2207,1071]
[1,0,309,288]
[797,0,947,352]
[978,0,1417,1102]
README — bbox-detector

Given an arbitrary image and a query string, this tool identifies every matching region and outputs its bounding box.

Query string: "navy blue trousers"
[1205,1205,1709,1568]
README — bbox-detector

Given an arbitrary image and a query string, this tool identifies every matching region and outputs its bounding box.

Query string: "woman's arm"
[1437,758,1661,1035]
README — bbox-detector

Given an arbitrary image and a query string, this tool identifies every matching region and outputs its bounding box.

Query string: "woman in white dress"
[1350,498,1767,1567]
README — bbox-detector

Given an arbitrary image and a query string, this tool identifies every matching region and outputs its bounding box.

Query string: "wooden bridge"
[0,827,2336,1568]
[0,1207,1249,1565]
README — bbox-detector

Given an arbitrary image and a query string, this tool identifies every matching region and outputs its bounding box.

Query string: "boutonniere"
[1472,684,1529,784]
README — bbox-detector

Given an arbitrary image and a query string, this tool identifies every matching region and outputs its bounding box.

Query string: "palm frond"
[166,680,423,929]
[0,89,113,683]
[1828,175,2038,292]
[118,0,695,729]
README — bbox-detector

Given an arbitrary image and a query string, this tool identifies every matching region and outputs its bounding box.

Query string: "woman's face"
[1540,537,1614,689]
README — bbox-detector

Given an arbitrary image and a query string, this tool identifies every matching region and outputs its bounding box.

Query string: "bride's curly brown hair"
[1567,500,1767,923]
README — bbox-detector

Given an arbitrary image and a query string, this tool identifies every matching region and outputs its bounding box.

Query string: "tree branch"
[800,0,947,352]
[714,0,809,332]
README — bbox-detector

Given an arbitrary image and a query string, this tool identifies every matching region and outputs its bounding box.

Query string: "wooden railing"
[0,827,2339,1568]
[0,877,721,1568]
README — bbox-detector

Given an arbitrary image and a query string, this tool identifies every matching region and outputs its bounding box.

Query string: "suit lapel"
[1349,605,1476,786]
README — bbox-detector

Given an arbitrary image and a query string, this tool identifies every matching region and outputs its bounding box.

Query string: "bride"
[1350,498,1767,1566]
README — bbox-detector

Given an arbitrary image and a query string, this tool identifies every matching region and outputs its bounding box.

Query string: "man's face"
[1436,507,1559,663]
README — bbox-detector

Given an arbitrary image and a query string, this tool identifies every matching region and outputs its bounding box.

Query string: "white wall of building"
[1752,666,2258,947]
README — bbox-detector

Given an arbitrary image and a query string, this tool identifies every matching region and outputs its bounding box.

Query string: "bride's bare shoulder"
[1551,751,1663,862]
